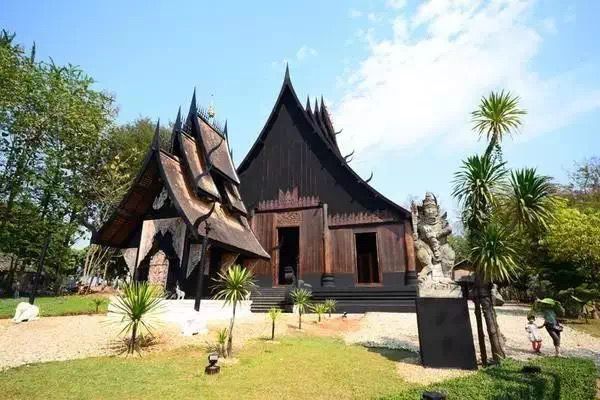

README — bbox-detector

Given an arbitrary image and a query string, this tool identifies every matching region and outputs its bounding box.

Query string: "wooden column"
[321,203,335,287]
[404,220,417,285]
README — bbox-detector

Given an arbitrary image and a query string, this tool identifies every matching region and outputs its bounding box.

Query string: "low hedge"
[382,356,597,400]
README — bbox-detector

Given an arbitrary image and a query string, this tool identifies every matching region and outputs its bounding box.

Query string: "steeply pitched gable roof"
[238,66,410,218]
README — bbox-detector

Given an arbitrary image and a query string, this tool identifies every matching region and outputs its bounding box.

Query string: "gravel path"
[2,304,598,372]
[344,304,600,366]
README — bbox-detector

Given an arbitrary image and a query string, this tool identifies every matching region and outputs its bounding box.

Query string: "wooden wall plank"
[299,208,323,275]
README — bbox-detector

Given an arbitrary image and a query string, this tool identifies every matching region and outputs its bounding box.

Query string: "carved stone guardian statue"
[412,193,461,297]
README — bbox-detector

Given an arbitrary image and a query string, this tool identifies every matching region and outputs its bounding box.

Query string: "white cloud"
[349,8,363,18]
[386,0,407,10]
[541,17,557,34]
[296,45,318,61]
[333,0,600,160]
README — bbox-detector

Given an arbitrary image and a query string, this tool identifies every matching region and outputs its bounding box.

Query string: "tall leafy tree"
[471,90,526,159]
[454,92,555,362]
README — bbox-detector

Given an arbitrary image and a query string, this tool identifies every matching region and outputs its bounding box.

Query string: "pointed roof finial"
[306,96,311,112]
[284,63,290,82]
[173,107,182,132]
[152,118,161,150]
[320,95,326,111]
[314,98,319,114]
[189,88,197,116]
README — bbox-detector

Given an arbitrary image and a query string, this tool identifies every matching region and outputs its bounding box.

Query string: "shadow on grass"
[365,346,418,363]
[483,364,560,400]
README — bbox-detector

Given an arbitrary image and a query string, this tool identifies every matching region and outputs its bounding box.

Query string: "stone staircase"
[311,287,417,313]
[250,287,290,313]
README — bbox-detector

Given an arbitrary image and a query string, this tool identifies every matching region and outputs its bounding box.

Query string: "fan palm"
[290,288,312,329]
[472,90,526,158]
[111,281,164,354]
[452,154,508,232]
[267,307,282,340]
[213,264,256,357]
[506,168,556,232]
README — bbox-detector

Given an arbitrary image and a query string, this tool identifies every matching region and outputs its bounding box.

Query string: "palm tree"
[506,168,556,232]
[111,281,164,354]
[267,307,282,340]
[469,222,519,360]
[213,264,256,357]
[289,288,311,329]
[452,155,508,232]
[454,157,556,362]
[472,90,526,159]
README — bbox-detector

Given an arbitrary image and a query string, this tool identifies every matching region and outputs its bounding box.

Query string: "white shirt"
[525,322,542,342]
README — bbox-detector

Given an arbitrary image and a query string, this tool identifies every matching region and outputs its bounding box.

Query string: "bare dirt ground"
[1,304,598,385]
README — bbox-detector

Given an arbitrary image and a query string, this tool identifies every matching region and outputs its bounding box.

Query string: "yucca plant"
[213,264,256,357]
[452,155,508,232]
[91,296,107,313]
[472,90,526,159]
[111,281,164,354]
[289,288,311,330]
[311,303,328,323]
[267,307,282,340]
[324,299,337,318]
[216,328,228,357]
[507,168,556,232]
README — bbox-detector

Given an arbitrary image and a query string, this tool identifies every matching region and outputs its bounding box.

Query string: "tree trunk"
[480,286,505,362]
[473,290,488,366]
[298,310,302,330]
[226,302,236,357]
[130,322,138,354]
[271,320,275,340]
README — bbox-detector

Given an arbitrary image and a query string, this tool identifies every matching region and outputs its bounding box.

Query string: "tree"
[0,31,116,295]
[471,90,526,159]
[213,264,256,357]
[454,92,557,362]
[267,307,282,340]
[290,288,312,329]
[111,281,164,354]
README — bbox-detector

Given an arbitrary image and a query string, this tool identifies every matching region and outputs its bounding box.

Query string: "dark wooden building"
[239,68,417,312]
[92,95,269,299]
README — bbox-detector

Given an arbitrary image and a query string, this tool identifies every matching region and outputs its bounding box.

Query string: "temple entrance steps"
[250,287,290,313]
[311,287,417,313]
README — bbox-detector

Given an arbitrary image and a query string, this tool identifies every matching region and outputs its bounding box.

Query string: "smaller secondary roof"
[92,98,269,260]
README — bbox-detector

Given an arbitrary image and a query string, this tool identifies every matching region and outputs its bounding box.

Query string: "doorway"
[355,232,380,284]
[277,227,299,285]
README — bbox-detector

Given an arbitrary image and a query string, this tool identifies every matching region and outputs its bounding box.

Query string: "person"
[525,315,542,353]
[541,307,562,356]
[12,280,20,299]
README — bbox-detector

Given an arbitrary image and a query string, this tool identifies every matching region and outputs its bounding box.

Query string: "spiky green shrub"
[324,299,337,318]
[267,307,282,340]
[111,281,164,354]
[216,328,228,357]
[311,303,328,323]
[213,264,256,357]
[91,297,107,313]
[290,288,311,329]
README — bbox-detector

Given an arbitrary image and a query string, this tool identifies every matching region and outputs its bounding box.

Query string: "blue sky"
[2,0,599,227]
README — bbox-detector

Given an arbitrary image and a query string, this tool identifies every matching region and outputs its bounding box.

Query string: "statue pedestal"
[418,281,462,298]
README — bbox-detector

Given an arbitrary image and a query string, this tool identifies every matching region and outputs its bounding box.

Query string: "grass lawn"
[0,336,596,400]
[565,318,600,338]
[0,295,109,319]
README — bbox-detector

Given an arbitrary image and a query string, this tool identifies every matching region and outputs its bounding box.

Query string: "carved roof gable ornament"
[152,187,169,210]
